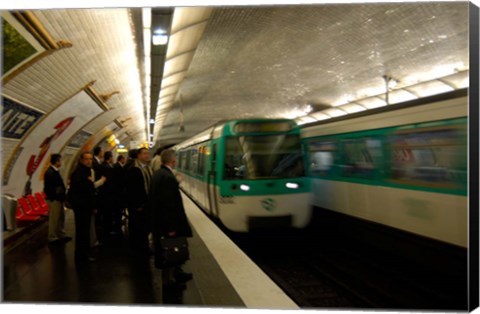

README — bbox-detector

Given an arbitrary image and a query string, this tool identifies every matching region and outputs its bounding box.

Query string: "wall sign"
[1,96,43,139]
[2,91,103,197]
[68,130,92,148]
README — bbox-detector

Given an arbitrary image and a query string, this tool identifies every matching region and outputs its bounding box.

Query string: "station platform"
[2,193,298,309]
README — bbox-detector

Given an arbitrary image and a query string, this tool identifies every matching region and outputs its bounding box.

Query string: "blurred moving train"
[174,119,312,232]
[174,89,468,250]
[302,89,468,248]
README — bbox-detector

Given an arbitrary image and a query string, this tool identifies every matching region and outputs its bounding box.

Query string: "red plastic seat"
[34,192,49,211]
[26,194,49,215]
[18,196,47,216]
[16,204,41,221]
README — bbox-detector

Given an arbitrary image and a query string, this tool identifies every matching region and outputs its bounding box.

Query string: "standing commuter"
[93,146,103,172]
[44,153,71,244]
[125,147,153,255]
[112,155,127,234]
[91,146,106,246]
[150,147,163,172]
[124,149,138,170]
[67,152,97,263]
[147,149,193,288]
[98,151,115,238]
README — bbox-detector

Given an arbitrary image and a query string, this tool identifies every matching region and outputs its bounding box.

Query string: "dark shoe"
[174,271,193,282]
[48,239,63,245]
[88,257,96,262]
[60,236,72,243]
[163,281,186,291]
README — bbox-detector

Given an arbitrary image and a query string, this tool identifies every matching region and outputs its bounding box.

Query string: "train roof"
[173,118,299,150]
[302,88,467,129]
[301,88,468,138]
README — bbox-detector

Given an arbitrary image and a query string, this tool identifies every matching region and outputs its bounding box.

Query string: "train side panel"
[312,178,467,247]
[303,92,468,247]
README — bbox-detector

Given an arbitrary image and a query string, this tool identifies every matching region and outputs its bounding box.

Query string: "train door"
[207,142,219,217]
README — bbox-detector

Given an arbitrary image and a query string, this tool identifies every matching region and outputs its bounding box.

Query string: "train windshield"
[224,135,304,180]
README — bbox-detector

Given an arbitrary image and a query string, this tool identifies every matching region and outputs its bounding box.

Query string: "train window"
[340,138,382,179]
[198,146,206,175]
[389,127,467,186]
[179,151,187,170]
[224,135,304,180]
[190,148,199,174]
[185,150,192,172]
[308,141,336,176]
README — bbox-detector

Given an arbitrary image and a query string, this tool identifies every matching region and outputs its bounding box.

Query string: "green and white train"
[302,89,468,248]
[174,119,312,232]
[173,90,468,246]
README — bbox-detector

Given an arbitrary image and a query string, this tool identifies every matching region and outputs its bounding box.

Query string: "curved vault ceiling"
[1,2,470,150]
[154,3,469,147]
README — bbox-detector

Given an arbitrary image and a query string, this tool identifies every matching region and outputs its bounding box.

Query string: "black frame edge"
[469,1,479,312]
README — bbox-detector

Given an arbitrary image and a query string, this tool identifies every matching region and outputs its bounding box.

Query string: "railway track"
[229,228,468,311]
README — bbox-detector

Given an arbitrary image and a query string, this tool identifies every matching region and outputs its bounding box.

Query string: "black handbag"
[155,237,190,269]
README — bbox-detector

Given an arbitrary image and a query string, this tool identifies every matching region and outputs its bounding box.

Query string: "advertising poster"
[2,90,103,197]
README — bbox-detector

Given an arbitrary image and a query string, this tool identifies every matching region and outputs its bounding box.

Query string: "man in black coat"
[67,152,97,263]
[44,153,71,244]
[92,146,103,173]
[111,155,127,234]
[147,149,192,286]
[125,147,153,255]
[98,151,116,239]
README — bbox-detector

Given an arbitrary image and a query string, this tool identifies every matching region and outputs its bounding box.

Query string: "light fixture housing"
[152,29,168,45]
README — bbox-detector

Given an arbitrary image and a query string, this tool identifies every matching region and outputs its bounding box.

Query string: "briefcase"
[155,237,190,269]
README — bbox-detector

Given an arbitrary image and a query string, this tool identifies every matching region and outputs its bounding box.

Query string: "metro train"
[301,89,468,248]
[174,119,312,232]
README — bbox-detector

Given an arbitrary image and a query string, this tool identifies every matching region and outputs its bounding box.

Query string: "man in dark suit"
[91,146,106,246]
[44,153,71,244]
[112,155,127,234]
[125,147,152,255]
[147,149,193,287]
[93,146,103,172]
[98,151,115,239]
[67,152,97,263]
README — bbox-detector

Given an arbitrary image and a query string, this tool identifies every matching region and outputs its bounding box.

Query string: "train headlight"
[240,184,250,191]
[286,182,299,189]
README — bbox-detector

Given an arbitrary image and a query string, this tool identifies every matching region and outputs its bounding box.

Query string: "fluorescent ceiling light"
[441,71,469,89]
[324,108,347,117]
[153,29,168,45]
[406,80,455,98]
[311,112,331,121]
[340,103,366,114]
[142,8,152,28]
[357,97,386,109]
[387,89,418,104]
[296,116,317,125]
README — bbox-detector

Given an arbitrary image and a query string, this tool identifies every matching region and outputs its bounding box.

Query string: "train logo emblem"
[261,198,276,211]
